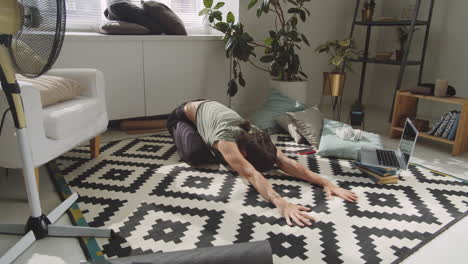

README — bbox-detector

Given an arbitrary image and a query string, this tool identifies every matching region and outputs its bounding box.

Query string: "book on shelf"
[442,111,459,139]
[427,113,446,135]
[434,112,453,137]
[448,111,461,141]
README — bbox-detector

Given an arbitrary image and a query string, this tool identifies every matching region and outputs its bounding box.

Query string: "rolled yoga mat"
[86,240,273,264]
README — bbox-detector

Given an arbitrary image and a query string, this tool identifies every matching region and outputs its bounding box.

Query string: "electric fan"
[0,1,111,263]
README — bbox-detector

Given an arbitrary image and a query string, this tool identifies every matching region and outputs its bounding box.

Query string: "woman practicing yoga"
[167,100,358,227]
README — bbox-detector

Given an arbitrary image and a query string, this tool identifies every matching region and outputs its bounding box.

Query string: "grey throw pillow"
[143,1,188,35]
[275,114,307,144]
[286,106,323,148]
[104,0,163,34]
[96,21,150,35]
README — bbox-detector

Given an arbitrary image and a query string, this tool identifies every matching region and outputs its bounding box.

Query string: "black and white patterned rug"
[51,133,468,264]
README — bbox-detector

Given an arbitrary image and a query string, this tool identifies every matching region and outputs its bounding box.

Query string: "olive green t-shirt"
[196,101,254,147]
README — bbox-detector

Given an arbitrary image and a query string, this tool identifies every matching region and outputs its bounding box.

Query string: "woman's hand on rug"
[277,200,317,227]
[323,184,358,202]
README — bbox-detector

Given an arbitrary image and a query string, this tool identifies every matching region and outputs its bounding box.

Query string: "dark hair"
[236,121,277,172]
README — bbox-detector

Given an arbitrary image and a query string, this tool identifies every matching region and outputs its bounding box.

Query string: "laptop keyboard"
[376,150,400,168]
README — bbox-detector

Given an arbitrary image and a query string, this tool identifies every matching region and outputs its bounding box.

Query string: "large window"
[66,0,238,33]
[66,0,107,30]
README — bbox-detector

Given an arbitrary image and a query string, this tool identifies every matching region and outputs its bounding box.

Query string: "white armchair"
[0,68,108,177]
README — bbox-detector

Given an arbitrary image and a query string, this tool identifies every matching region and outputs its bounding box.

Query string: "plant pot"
[395,49,404,61]
[270,79,309,105]
[361,8,374,21]
[323,72,346,97]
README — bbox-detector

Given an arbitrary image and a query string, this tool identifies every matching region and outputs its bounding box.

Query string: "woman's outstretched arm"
[276,150,358,202]
[216,141,316,226]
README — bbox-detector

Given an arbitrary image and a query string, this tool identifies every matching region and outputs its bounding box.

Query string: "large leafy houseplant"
[199,0,312,98]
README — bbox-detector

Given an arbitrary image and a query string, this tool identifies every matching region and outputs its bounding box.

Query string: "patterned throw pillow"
[275,114,307,144]
[16,75,84,107]
[286,106,323,148]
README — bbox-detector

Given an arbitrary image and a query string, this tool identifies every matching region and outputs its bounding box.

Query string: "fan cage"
[9,0,66,78]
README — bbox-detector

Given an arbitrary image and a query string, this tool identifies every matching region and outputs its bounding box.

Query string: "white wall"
[363,0,467,119]
[231,0,364,116]
[233,0,466,121]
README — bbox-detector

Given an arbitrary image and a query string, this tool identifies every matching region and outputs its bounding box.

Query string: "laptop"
[359,118,419,170]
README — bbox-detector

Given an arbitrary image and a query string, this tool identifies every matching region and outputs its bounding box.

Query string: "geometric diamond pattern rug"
[49,133,468,264]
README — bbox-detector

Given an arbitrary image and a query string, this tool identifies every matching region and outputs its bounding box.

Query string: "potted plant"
[395,26,418,61]
[315,38,359,97]
[199,0,312,104]
[362,0,376,21]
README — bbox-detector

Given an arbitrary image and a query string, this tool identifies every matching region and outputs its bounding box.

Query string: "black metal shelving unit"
[348,0,436,119]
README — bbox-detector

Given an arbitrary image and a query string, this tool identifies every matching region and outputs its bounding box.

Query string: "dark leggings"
[166,101,216,166]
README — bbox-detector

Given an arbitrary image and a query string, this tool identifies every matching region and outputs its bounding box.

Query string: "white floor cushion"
[42,97,103,140]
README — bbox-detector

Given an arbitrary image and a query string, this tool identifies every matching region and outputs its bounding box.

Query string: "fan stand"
[0,41,112,264]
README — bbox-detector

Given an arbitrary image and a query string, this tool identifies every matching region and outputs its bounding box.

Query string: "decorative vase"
[395,49,404,61]
[362,8,374,21]
[270,79,309,105]
[323,72,346,97]
[434,79,449,97]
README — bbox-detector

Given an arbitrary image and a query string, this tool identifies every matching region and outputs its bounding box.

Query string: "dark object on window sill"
[104,0,163,34]
[409,83,456,97]
[143,1,188,35]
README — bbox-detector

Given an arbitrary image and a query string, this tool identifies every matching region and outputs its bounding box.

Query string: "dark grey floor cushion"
[143,1,188,35]
[96,21,150,35]
[105,0,163,34]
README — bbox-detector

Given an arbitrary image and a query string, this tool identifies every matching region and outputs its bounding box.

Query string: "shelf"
[399,91,468,105]
[355,20,429,26]
[349,58,422,66]
[391,127,455,145]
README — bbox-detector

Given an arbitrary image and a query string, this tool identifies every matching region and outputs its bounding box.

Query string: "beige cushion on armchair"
[16,74,84,107]
[0,69,108,169]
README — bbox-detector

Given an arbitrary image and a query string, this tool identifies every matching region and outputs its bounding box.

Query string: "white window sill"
[65,31,224,41]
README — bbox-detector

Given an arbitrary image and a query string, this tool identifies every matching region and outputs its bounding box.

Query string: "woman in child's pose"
[167,100,358,227]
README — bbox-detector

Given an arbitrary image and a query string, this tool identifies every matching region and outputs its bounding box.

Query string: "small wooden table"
[390,91,468,156]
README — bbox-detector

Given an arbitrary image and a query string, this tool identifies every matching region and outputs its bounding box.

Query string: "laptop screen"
[399,120,418,165]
